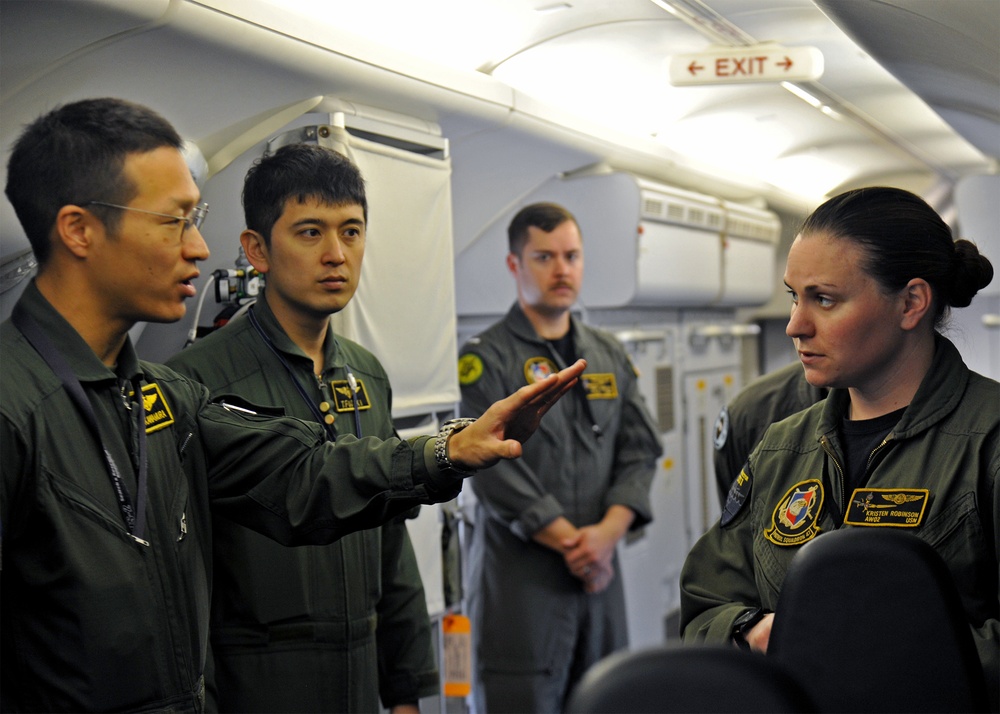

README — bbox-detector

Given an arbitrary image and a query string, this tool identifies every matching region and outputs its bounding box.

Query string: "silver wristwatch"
[434,418,477,475]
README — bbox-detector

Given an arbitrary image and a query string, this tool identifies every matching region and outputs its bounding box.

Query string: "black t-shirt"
[839,406,906,495]
[547,328,576,366]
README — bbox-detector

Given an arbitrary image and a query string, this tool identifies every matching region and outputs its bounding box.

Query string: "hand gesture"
[447,359,585,470]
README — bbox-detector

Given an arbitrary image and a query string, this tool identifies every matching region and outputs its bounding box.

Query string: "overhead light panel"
[781,82,823,108]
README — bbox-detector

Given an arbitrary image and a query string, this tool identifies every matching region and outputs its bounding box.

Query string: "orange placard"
[442,613,472,697]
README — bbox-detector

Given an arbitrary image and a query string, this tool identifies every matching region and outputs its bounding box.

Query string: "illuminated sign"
[668,45,823,86]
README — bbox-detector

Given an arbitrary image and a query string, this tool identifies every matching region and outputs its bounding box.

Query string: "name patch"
[330,379,372,413]
[764,479,824,546]
[582,373,618,399]
[142,383,175,433]
[844,488,929,527]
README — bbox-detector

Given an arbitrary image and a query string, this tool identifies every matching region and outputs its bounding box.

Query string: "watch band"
[732,607,767,650]
[434,418,477,475]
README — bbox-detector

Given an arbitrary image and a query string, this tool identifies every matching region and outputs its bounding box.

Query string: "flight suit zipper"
[865,433,895,476]
[821,432,897,524]
[819,434,847,523]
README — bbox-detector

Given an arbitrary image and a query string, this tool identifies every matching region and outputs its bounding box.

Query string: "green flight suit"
[166,295,438,712]
[0,283,462,713]
[459,303,662,714]
[681,336,999,710]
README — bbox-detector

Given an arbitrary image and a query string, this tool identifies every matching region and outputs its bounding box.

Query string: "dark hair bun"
[948,239,994,308]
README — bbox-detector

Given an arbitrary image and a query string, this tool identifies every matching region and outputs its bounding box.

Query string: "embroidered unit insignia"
[713,406,730,450]
[764,479,824,546]
[523,357,558,384]
[458,353,484,386]
[721,465,752,527]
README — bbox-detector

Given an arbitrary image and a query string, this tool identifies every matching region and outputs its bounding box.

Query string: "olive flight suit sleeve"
[0,411,28,545]
[978,460,1000,708]
[602,356,661,529]
[180,377,463,545]
[712,405,751,508]
[679,460,764,644]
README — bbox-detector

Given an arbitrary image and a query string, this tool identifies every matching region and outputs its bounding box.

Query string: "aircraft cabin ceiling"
[211,0,998,207]
[1,0,996,214]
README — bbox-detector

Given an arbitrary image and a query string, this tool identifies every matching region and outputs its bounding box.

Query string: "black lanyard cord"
[247,306,359,441]
[344,365,363,438]
[12,306,149,544]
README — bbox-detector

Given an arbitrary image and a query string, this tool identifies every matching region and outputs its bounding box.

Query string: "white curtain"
[325,126,460,418]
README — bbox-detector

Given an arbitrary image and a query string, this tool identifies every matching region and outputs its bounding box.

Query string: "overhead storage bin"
[454,170,780,314]
[632,179,725,307]
[719,199,782,306]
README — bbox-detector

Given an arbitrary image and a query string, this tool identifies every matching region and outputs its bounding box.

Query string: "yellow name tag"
[582,373,618,399]
[142,383,175,433]
[330,379,372,413]
[844,488,929,527]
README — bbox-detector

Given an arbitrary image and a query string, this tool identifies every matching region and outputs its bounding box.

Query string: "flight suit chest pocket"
[913,492,988,598]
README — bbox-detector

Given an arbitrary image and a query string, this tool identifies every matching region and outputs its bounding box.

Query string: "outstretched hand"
[447,358,586,470]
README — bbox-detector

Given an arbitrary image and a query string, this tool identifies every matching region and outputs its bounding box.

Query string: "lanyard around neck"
[12,306,149,544]
[247,306,348,440]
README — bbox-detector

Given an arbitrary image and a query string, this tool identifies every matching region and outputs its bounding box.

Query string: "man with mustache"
[458,202,662,713]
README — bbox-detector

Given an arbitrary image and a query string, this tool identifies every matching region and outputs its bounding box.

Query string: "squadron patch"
[713,407,730,450]
[764,479,824,546]
[458,353,484,386]
[844,488,929,527]
[142,383,175,433]
[330,379,372,412]
[523,357,558,384]
[721,464,752,527]
[582,373,618,399]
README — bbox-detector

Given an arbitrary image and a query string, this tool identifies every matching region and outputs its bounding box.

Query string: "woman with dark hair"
[679,186,997,705]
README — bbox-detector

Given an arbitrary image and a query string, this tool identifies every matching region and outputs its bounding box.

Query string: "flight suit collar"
[504,302,580,357]
[17,280,143,384]
[252,291,348,372]
[814,334,968,443]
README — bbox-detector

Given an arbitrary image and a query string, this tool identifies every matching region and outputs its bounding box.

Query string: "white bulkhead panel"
[634,180,726,307]
[455,171,780,314]
[719,199,782,305]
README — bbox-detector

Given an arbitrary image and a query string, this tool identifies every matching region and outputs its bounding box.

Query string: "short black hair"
[242,143,367,247]
[5,97,183,265]
[507,202,579,257]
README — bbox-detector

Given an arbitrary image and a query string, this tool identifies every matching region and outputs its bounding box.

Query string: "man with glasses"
[0,97,585,712]
[84,199,210,234]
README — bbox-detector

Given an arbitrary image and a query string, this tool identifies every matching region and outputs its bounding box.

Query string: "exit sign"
[668,45,824,86]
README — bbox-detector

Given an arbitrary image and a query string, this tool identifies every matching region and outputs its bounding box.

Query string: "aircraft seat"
[769,527,990,713]
[564,643,816,713]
